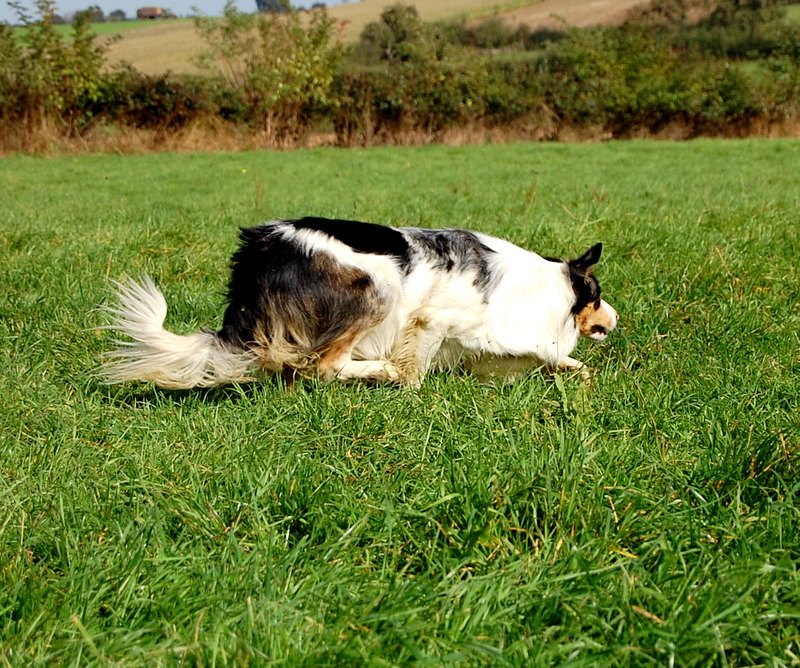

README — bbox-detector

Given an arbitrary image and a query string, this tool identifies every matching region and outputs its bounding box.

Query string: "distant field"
[6,0,542,74]
[1,139,799,664]
[101,19,205,73]
[13,0,800,74]
[487,0,644,30]
[100,0,647,74]
[11,17,185,36]
[102,0,542,74]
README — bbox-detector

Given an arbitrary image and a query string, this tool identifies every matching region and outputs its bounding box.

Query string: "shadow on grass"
[96,373,293,407]
[91,360,609,411]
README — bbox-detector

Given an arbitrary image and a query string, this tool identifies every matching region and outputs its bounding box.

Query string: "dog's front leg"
[390,316,445,388]
[557,356,583,371]
[558,356,592,384]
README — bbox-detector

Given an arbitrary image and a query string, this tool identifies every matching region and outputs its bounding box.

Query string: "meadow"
[1,139,799,665]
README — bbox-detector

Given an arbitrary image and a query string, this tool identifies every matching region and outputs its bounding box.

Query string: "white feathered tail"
[101,278,257,389]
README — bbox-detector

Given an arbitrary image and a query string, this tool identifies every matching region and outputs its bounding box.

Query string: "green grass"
[786,2,800,23]
[9,18,189,36]
[1,139,799,665]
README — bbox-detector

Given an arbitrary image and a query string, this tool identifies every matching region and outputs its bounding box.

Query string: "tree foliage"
[355,4,446,64]
[0,0,110,136]
[255,0,291,14]
[194,0,343,140]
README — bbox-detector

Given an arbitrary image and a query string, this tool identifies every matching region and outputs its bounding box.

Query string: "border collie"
[102,217,617,388]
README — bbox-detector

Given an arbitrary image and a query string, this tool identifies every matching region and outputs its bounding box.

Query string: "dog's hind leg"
[316,326,406,385]
[332,360,404,383]
[316,316,444,387]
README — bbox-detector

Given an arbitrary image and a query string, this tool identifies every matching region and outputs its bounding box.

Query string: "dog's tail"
[101,278,257,389]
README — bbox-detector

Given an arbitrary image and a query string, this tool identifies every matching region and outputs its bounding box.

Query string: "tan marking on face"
[576,299,618,341]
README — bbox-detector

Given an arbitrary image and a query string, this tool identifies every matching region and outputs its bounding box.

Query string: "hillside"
[494,0,647,31]
[103,0,649,74]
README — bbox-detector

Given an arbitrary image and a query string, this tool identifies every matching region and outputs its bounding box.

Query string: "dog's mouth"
[588,324,608,341]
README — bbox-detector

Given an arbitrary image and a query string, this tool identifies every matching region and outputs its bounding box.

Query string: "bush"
[194,0,343,141]
[536,27,760,133]
[1,0,799,150]
[95,69,225,129]
[354,4,449,65]
[628,0,800,59]
[482,57,546,123]
[332,59,488,144]
[0,0,109,136]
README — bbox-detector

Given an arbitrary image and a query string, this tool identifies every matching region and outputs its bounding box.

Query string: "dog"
[102,217,617,388]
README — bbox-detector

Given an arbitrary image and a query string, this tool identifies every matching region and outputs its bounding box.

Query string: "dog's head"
[567,243,618,341]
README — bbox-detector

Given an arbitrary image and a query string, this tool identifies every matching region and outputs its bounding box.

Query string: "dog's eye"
[593,300,602,310]
[591,325,607,334]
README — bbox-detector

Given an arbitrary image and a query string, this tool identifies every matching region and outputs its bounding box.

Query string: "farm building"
[136,6,170,19]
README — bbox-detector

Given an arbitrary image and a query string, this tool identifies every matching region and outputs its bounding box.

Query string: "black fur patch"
[567,244,603,314]
[568,271,602,314]
[218,223,386,349]
[402,228,497,295]
[290,217,410,264]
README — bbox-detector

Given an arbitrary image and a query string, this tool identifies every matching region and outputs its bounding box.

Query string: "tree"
[86,4,105,21]
[1,0,110,136]
[255,0,291,13]
[195,0,343,141]
[355,4,444,64]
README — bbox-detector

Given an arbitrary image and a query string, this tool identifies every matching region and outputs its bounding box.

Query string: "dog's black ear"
[570,243,602,272]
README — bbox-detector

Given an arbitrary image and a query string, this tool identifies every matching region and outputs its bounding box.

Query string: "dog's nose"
[602,301,618,331]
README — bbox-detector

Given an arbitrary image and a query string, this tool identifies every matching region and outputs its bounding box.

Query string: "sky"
[1,0,344,25]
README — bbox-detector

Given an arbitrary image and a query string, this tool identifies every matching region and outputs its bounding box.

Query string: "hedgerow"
[1,0,799,151]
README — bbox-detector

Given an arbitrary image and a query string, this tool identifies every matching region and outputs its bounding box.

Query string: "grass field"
[1,139,799,664]
[11,18,188,36]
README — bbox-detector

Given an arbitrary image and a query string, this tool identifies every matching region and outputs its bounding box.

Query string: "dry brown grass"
[5,115,799,156]
[0,116,343,155]
[330,0,535,35]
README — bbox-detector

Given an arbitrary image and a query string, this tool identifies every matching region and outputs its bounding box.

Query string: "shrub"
[482,57,546,123]
[1,0,798,150]
[353,4,459,65]
[0,0,109,136]
[453,16,520,49]
[332,59,488,144]
[752,28,800,120]
[194,0,343,141]
[95,69,224,129]
[536,27,759,134]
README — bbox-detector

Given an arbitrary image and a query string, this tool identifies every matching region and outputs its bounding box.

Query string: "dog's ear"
[570,243,602,273]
